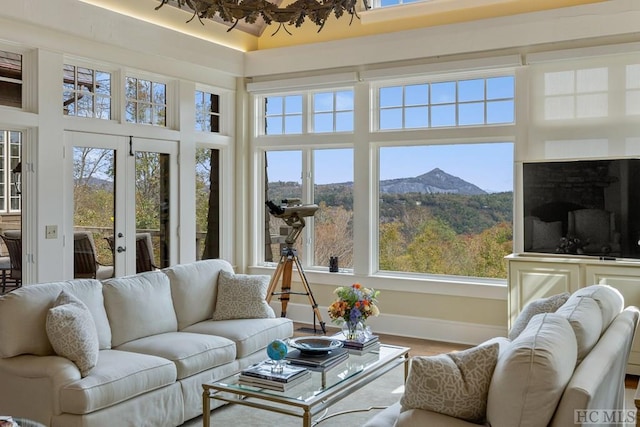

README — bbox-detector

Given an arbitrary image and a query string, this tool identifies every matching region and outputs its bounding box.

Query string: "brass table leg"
[202,387,211,427]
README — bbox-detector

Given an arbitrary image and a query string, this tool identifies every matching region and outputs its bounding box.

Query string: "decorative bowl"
[288,336,343,356]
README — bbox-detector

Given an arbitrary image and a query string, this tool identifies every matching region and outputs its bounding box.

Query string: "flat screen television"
[523,158,640,259]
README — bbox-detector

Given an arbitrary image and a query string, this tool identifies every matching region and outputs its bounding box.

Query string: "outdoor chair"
[73,231,114,280]
[0,233,22,291]
[135,232,158,273]
[104,232,158,273]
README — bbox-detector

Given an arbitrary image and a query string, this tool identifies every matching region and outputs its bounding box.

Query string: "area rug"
[181,367,640,426]
[181,364,405,426]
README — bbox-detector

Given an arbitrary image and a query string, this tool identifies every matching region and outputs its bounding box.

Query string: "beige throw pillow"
[212,271,276,320]
[46,291,99,377]
[508,292,570,340]
[400,343,499,423]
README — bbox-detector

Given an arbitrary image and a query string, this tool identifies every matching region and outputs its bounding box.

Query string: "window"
[195,147,220,260]
[253,73,514,282]
[0,50,22,108]
[265,95,303,135]
[63,64,112,119]
[313,149,354,269]
[265,150,303,262]
[378,76,514,129]
[125,77,167,126]
[262,89,354,135]
[195,91,220,132]
[263,149,354,269]
[312,90,354,132]
[378,143,513,279]
[0,130,21,213]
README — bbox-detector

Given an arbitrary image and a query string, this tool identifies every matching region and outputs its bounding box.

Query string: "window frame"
[63,62,114,120]
[257,87,355,137]
[124,73,171,128]
[250,69,516,289]
[0,47,24,110]
[370,71,515,132]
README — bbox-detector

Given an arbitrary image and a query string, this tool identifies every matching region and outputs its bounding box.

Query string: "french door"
[65,132,177,278]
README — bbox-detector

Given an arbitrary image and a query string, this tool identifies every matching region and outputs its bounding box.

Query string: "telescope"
[266,199,318,220]
[266,199,318,246]
[265,198,326,333]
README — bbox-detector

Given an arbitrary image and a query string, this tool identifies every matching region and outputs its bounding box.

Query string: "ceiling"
[79,0,607,52]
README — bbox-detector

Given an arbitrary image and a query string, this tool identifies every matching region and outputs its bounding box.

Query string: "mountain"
[379,168,487,196]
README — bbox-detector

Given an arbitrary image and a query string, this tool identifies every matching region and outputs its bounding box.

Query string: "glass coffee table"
[202,343,410,427]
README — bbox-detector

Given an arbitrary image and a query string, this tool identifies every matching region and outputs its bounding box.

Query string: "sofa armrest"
[0,355,81,421]
[550,307,640,426]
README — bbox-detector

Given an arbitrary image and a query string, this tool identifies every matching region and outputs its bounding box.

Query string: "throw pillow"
[531,219,562,250]
[46,290,99,377]
[400,342,499,423]
[212,271,276,320]
[508,292,570,340]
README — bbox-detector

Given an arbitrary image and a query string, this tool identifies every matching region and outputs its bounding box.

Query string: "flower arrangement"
[327,283,380,326]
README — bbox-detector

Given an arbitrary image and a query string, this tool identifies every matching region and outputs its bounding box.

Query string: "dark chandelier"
[156,0,369,35]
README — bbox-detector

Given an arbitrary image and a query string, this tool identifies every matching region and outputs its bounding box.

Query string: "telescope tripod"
[266,246,327,334]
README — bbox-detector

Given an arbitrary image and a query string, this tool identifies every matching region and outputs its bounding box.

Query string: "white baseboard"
[272,302,507,346]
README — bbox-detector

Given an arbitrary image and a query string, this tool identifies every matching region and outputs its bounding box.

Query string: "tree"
[313,202,353,268]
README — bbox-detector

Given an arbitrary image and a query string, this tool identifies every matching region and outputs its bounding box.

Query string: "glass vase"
[342,319,365,341]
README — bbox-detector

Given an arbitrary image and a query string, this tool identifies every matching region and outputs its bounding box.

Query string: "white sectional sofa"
[0,259,293,426]
[365,285,640,427]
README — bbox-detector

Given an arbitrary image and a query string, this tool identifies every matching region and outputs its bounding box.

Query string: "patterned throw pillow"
[400,343,499,423]
[46,290,99,377]
[508,292,570,340]
[212,271,276,320]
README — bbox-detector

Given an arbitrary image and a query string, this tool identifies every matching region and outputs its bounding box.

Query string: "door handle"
[117,246,126,253]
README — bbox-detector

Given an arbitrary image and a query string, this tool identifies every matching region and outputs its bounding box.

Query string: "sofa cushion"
[164,259,234,330]
[46,291,99,377]
[400,342,499,423]
[509,292,570,340]
[555,296,602,363]
[487,313,577,427]
[0,279,111,358]
[183,317,293,358]
[211,271,275,321]
[569,285,624,331]
[59,349,177,414]
[116,331,236,379]
[103,271,178,347]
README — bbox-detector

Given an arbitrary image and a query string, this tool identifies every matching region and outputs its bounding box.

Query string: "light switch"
[45,225,58,239]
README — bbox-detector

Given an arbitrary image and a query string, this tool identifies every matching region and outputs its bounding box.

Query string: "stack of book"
[285,347,349,371]
[238,361,310,391]
[340,334,380,355]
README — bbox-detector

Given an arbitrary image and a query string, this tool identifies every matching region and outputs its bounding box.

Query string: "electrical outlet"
[45,225,58,239]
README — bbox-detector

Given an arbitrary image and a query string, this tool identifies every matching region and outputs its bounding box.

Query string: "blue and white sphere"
[267,339,288,361]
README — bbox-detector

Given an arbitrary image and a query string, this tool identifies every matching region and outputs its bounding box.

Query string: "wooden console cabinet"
[506,253,640,374]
